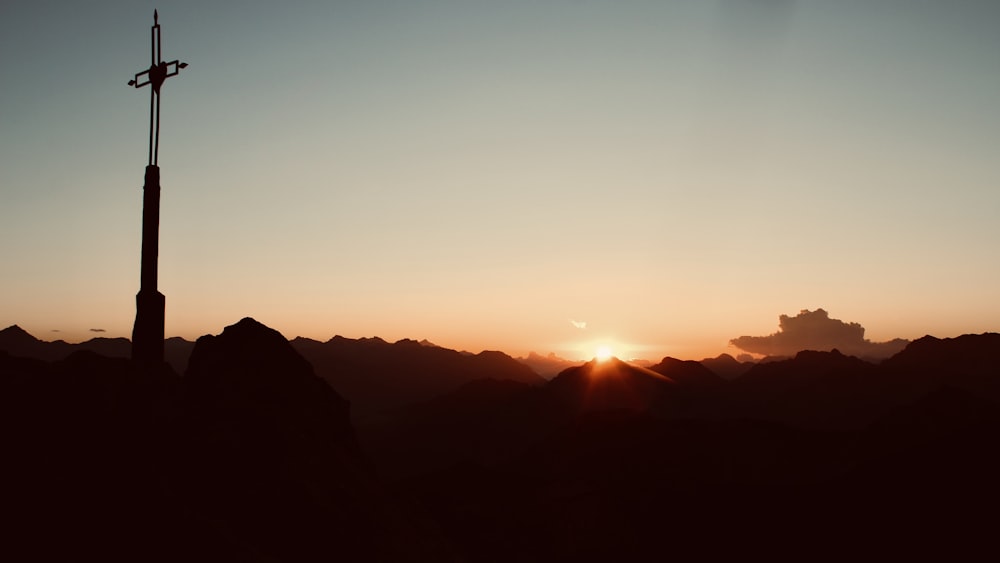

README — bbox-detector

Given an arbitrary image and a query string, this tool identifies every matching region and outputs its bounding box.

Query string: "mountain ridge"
[4,318,998,561]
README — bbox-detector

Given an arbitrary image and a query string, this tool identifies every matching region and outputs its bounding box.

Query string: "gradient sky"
[2,0,998,361]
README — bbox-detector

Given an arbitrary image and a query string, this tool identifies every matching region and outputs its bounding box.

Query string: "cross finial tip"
[154,10,158,24]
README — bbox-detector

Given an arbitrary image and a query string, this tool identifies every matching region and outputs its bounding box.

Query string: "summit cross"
[128,9,188,166]
[127,10,188,368]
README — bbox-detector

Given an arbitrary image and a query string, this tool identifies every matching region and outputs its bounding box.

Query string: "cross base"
[133,289,165,367]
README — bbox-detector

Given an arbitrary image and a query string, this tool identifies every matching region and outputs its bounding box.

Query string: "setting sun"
[595,345,613,362]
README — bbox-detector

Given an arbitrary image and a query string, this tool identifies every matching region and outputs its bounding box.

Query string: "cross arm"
[128,60,189,88]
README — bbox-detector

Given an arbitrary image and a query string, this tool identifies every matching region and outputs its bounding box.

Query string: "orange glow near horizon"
[574,337,643,363]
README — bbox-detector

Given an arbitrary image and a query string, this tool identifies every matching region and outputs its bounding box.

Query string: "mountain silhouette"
[1,324,544,422]
[648,355,727,391]
[517,351,583,378]
[165,335,197,372]
[362,334,1000,561]
[720,334,1000,429]
[698,352,754,380]
[0,324,194,373]
[176,318,448,561]
[364,358,700,480]
[4,319,999,561]
[881,333,1000,401]
[2,318,450,561]
[73,335,132,357]
[0,324,39,347]
[545,357,678,413]
[0,324,74,360]
[183,317,359,454]
[724,348,885,428]
[291,334,546,421]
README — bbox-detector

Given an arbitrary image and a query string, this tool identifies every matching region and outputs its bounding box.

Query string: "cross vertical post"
[127,10,187,368]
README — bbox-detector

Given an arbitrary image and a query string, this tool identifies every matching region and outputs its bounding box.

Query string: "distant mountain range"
[0,325,547,421]
[2,325,748,420]
[0,325,750,382]
[289,335,546,421]
[0,325,194,372]
[2,318,998,561]
[515,351,582,378]
[0,327,729,432]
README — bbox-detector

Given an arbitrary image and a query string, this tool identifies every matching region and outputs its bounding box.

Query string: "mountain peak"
[228,316,274,334]
[0,324,56,359]
[698,353,753,380]
[546,356,677,413]
[1,324,37,341]
[884,332,1000,372]
[190,317,301,372]
[185,317,356,449]
[710,353,737,362]
[649,356,726,390]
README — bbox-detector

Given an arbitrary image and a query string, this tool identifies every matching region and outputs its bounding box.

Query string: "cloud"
[730,309,909,359]
[51,329,61,332]
[89,328,106,333]
[569,319,587,330]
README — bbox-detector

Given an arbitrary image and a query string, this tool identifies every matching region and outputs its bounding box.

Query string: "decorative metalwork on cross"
[128,10,188,166]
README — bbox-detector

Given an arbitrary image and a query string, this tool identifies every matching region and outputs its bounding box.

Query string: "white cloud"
[569,319,587,330]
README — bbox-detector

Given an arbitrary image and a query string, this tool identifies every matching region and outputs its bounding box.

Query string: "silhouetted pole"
[127,10,187,368]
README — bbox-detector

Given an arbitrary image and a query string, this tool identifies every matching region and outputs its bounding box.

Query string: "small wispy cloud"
[569,319,587,330]
[89,328,106,333]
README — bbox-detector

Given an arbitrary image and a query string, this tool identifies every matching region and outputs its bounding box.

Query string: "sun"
[595,345,614,362]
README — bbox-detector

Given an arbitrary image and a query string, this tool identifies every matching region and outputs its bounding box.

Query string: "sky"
[1,0,999,361]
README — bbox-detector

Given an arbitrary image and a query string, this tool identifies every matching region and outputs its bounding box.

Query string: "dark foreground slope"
[0,318,448,562]
[408,392,1000,562]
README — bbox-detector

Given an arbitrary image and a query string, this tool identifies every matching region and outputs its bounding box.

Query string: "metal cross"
[128,10,188,166]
